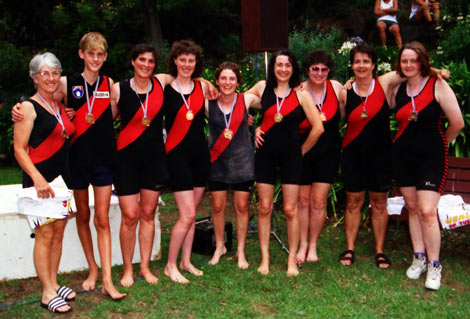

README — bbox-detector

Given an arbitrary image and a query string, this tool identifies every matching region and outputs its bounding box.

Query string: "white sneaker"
[406,254,427,280]
[425,263,442,290]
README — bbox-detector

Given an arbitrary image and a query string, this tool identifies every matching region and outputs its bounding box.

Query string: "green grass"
[0,165,21,185]
[0,194,469,318]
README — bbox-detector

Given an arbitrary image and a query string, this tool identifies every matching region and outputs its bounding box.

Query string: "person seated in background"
[375,0,403,47]
[410,0,441,23]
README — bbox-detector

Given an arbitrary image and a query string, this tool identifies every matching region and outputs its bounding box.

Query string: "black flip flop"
[375,253,392,269]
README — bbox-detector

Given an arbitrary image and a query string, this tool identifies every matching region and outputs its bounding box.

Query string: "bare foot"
[180,262,203,276]
[102,283,127,300]
[306,246,319,262]
[208,246,227,265]
[287,260,299,277]
[120,271,134,287]
[237,252,249,269]
[257,261,269,275]
[164,265,189,284]
[82,268,99,291]
[140,269,159,285]
[296,242,308,263]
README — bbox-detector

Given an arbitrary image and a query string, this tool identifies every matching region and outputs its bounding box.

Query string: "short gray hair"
[29,52,62,79]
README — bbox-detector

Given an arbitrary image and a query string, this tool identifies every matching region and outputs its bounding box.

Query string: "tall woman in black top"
[250,50,324,276]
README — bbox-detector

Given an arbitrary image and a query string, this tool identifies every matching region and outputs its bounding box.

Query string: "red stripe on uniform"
[70,76,110,145]
[29,103,75,164]
[165,80,204,153]
[342,81,386,149]
[210,93,245,163]
[117,77,163,151]
[437,113,449,194]
[260,90,300,133]
[393,77,436,143]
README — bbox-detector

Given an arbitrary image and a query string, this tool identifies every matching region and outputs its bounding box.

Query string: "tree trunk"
[140,0,163,48]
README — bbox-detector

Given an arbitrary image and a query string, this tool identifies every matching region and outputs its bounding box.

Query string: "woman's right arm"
[13,102,55,198]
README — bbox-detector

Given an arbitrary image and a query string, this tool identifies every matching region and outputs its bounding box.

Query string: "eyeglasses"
[309,66,329,73]
[38,71,61,79]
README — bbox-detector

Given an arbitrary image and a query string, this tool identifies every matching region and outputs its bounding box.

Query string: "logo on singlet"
[72,86,84,99]
[94,91,110,98]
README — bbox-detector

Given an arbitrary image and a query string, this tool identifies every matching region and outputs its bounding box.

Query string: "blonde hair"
[79,32,108,52]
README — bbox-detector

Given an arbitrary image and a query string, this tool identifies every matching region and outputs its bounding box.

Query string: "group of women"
[13,38,463,313]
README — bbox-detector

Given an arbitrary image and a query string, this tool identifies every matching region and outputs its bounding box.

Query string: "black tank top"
[117,76,165,157]
[67,74,116,167]
[23,99,72,187]
[260,86,305,148]
[208,97,254,183]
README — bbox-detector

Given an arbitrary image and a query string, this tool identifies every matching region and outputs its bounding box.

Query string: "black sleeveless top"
[208,96,254,183]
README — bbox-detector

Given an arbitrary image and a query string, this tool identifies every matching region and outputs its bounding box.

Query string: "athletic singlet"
[23,99,74,187]
[208,94,254,183]
[342,80,391,151]
[260,86,305,149]
[116,76,165,157]
[299,80,341,154]
[378,0,398,23]
[163,80,207,154]
[67,74,116,167]
[393,77,448,192]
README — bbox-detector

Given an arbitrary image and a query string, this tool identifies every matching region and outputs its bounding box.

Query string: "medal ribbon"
[353,79,375,116]
[37,92,66,135]
[210,93,245,163]
[342,79,385,149]
[28,101,74,164]
[70,76,110,145]
[174,79,194,114]
[165,80,204,153]
[260,89,299,133]
[276,87,290,115]
[83,74,100,117]
[222,93,238,131]
[408,77,425,117]
[117,77,163,151]
[299,80,337,134]
[131,78,151,120]
[308,82,326,115]
[394,77,435,142]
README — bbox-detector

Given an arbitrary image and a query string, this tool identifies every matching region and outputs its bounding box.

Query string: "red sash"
[260,89,299,133]
[393,77,436,142]
[165,80,204,153]
[70,76,110,145]
[299,80,337,134]
[116,77,163,151]
[29,103,75,164]
[342,80,385,149]
[210,93,245,163]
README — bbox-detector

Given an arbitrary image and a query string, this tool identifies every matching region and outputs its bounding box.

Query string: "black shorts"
[70,164,113,189]
[378,19,398,29]
[300,147,340,185]
[113,154,168,196]
[342,145,392,193]
[255,143,302,185]
[393,147,447,193]
[167,147,210,192]
[208,180,254,192]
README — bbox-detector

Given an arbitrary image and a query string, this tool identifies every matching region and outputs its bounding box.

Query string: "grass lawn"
[0,191,469,318]
[0,165,21,185]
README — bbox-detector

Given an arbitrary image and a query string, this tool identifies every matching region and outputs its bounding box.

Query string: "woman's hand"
[254,127,265,149]
[343,78,355,90]
[11,103,24,122]
[65,107,76,120]
[33,174,55,199]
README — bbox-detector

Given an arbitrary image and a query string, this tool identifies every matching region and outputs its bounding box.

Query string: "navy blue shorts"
[70,164,113,189]
[208,180,254,192]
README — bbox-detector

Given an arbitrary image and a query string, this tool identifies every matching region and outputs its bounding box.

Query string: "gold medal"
[142,116,150,126]
[62,131,68,139]
[361,111,368,119]
[320,112,326,121]
[409,112,418,121]
[224,128,233,140]
[186,110,194,121]
[274,112,283,123]
[86,113,94,124]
